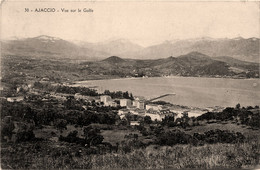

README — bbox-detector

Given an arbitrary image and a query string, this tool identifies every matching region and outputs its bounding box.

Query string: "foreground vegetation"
[1,139,259,169]
[1,90,259,169]
[91,141,259,169]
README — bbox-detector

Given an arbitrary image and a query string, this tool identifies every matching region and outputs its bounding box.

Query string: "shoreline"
[73,75,260,85]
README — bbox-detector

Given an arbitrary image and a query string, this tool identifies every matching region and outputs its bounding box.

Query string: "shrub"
[156,129,245,146]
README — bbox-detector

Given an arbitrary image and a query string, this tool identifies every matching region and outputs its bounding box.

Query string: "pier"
[148,93,176,102]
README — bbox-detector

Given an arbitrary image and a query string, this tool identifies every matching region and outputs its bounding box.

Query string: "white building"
[129,108,145,115]
[145,108,174,121]
[106,101,118,107]
[120,99,132,107]
[145,104,163,111]
[137,100,145,109]
[133,100,138,107]
[130,121,140,126]
[74,93,89,100]
[7,96,24,102]
[133,100,145,109]
[145,113,162,121]
[187,110,206,118]
[118,109,130,115]
[100,95,112,105]
[145,112,173,121]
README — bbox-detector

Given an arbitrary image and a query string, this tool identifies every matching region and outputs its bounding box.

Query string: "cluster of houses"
[118,102,177,121]
[98,95,181,121]
[97,95,209,122]
[100,95,118,107]
[99,95,145,109]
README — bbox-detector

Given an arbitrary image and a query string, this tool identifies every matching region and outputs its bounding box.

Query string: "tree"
[129,93,134,100]
[123,91,129,99]
[180,112,190,129]
[104,90,111,95]
[83,126,104,147]
[162,115,175,127]
[64,96,77,109]
[119,118,128,126]
[55,119,67,132]
[67,130,78,138]
[144,116,152,124]
[236,103,241,109]
[15,122,35,142]
[1,117,15,142]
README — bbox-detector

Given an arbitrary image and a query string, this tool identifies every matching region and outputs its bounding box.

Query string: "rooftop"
[7,96,24,99]
[120,98,131,101]
[146,104,160,106]
[134,96,146,100]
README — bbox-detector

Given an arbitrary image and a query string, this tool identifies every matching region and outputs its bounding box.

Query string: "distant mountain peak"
[248,37,258,41]
[178,52,211,61]
[109,38,131,43]
[190,37,213,41]
[187,51,207,56]
[35,35,61,41]
[233,36,244,41]
[166,56,176,61]
[103,56,125,63]
[2,35,107,60]
[178,37,215,43]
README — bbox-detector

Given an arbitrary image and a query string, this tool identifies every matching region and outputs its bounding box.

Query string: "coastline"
[73,75,260,85]
[70,76,259,109]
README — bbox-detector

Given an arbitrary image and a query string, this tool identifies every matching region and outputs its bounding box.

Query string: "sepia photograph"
[0,0,259,169]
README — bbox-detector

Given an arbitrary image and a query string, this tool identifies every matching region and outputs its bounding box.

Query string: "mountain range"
[120,37,259,62]
[80,52,259,78]
[1,35,108,60]
[1,35,259,63]
[1,36,259,83]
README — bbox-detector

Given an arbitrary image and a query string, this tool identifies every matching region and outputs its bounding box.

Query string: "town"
[3,80,215,127]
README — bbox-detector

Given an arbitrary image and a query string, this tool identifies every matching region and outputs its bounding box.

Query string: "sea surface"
[74,77,260,108]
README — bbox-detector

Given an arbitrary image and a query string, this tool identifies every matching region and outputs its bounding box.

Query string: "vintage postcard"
[0,0,259,169]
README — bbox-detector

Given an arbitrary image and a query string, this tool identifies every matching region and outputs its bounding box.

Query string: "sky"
[1,1,259,46]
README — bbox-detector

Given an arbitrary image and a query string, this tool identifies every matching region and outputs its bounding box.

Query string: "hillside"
[102,56,126,63]
[214,56,258,67]
[1,51,258,91]
[1,35,108,61]
[82,52,259,78]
